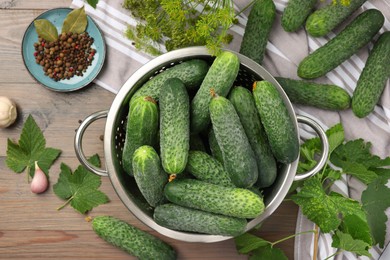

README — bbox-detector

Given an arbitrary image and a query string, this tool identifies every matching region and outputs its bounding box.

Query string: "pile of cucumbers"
[121,50,300,237]
[241,0,390,118]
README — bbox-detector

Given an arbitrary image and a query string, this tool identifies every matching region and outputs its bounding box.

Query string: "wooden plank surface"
[0,1,299,259]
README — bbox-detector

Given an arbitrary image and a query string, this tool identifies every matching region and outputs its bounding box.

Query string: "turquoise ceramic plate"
[22,8,106,92]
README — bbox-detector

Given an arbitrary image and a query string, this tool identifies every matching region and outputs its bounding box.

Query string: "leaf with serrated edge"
[340,214,372,245]
[362,176,390,247]
[62,7,88,34]
[53,154,109,214]
[235,233,270,254]
[332,230,371,257]
[34,19,58,42]
[6,115,61,177]
[291,177,365,233]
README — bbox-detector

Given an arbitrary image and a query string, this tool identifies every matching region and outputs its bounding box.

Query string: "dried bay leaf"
[34,19,58,42]
[62,6,88,34]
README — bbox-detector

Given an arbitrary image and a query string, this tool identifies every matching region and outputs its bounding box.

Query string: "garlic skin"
[0,96,17,128]
[31,161,49,194]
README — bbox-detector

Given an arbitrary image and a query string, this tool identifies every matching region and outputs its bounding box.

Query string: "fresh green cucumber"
[228,86,277,188]
[239,0,276,64]
[185,150,234,187]
[159,78,190,175]
[281,0,317,32]
[92,216,176,260]
[164,179,264,219]
[298,9,384,79]
[352,32,390,118]
[122,96,158,176]
[154,204,247,236]
[208,129,224,163]
[209,94,258,188]
[305,0,367,37]
[132,145,167,207]
[253,81,299,164]
[190,51,239,133]
[131,59,209,102]
[275,77,351,110]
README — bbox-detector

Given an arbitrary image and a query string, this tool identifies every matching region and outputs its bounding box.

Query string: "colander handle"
[294,115,330,181]
[74,110,109,177]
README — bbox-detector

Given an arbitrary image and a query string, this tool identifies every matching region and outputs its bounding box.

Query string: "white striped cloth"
[71,0,390,259]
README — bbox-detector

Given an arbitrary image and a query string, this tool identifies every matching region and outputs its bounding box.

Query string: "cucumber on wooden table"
[190,51,239,134]
[122,95,158,176]
[239,0,276,64]
[228,86,277,188]
[209,94,258,188]
[154,203,247,236]
[159,78,190,176]
[298,9,384,79]
[281,0,317,32]
[275,77,351,110]
[352,32,390,118]
[92,216,177,260]
[164,179,265,219]
[253,81,299,164]
[305,0,367,37]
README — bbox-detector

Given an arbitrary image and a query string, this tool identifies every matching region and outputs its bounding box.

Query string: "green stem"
[234,0,255,17]
[57,196,74,211]
[324,251,340,260]
[271,230,317,246]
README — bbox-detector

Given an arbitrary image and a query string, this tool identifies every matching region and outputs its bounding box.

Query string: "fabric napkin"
[70,0,390,259]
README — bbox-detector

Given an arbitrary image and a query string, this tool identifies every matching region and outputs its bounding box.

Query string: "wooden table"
[0,1,299,259]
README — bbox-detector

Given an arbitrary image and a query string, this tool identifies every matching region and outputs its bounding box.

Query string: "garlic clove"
[31,161,49,194]
[0,96,17,128]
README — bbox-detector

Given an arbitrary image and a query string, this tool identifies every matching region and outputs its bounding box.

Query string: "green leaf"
[340,214,373,245]
[361,176,390,247]
[6,115,61,177]
[249,245,288,260]
[291,177,365,233]
[53,154,109,214]
[62,6,88,34]
[87,0,99,8]
[330,139,390,184]
[34,19,58,42]
[234,233,270,254]
[332,230,372,257]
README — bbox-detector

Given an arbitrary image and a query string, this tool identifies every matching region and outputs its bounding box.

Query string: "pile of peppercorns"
[34,32,96,81]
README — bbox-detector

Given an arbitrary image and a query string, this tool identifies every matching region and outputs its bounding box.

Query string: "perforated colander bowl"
[75,46,329,243]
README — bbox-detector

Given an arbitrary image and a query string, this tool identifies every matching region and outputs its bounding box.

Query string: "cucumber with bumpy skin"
[122,96,158,176]
[185,150,234,187]
[209,94,258,188]
[190,51,239,134]
[208,129,223,163]
[281,0,317,32]
[305,0,367,37]
[239,0,276,64]
[159,78,190,175]
[132,145,167,207]
[253,81,299,164]
[352,32,390,118]
[275,77,351,110]
[228,86,277,188]
[92,216,177,260]
[164,179,264,219]
[131,59,209,102]
[298,9,384,79]
[154,204,247,236]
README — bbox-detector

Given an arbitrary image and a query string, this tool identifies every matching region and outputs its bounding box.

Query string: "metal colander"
[75,46,329,243]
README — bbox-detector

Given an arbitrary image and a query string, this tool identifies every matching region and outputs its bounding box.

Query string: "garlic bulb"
[0,96,17,128]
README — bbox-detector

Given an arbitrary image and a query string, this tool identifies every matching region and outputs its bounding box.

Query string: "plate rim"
[21,7,106,92]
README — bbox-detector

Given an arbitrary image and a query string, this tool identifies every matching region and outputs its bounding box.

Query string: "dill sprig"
[123,0,240,56]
